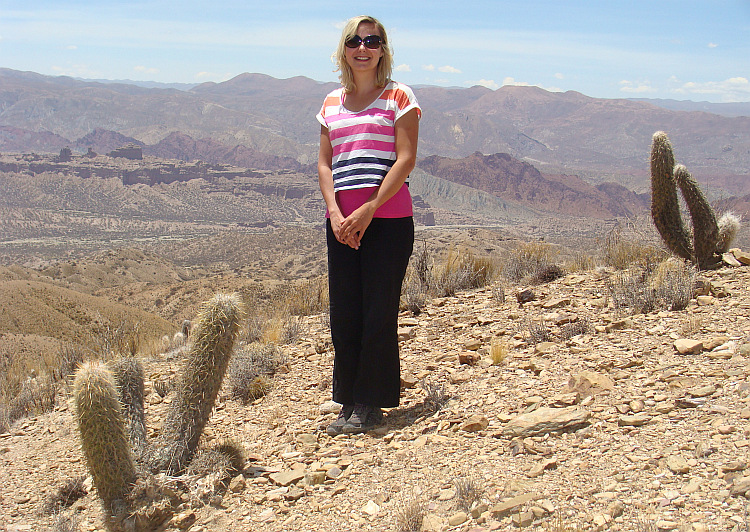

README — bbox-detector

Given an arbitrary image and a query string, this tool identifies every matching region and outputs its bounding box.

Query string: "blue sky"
[2,0,749,103]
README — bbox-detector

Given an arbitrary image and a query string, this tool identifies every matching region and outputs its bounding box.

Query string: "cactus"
[72,293,245,529]
[110,357,148,459]
[650,131,739,269]
[146,292,244,474]
[73,361,136,521]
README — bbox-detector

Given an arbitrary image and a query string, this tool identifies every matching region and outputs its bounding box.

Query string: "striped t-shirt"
[317,81,421,217]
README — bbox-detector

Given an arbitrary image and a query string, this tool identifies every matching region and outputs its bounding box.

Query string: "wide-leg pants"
[326,217,414,408]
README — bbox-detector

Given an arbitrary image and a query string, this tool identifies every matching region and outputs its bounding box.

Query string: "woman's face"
[344,22,383,76]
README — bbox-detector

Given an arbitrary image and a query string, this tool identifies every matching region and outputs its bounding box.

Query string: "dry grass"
[502,241,558,282]
[395,490,427,532]
[607,258,696,315]
[490,338,509,365]
[453,474,484,512]
[601,223,667,270]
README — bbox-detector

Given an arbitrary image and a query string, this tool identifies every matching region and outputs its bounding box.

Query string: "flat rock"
[490,492,542,518]
[269,470,305,487]
[666,455,691,474]
[503,407,590,437]
[567,371,614,396]
[460,414,489,432]
[674,339,703,355]
[618,414,651,427]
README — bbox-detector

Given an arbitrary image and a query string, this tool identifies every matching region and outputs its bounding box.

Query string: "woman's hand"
[340,202,376,250]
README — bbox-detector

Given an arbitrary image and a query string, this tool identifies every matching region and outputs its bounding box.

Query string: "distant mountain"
[629,98,750,118]
[2,67,749,197]
[417,152,649,218]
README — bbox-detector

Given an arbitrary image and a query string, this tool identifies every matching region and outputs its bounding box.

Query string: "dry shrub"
[92,318,142,359]
[559,318,591,340]
[527,319,552,345]
[608,258,696,314]
[8,375,56,422]
[395,490,426,532]
[566,251,597,273]
[43,476,87,515]
[402,271,428,315]
[51,514,80,532]
[433,247,494,297]
[422,378,451,414]
[491,283,506,304]
[282,276,329,317]
[454,474,484,512]
[502,241,557,282]
[490,338,509,365]
[53,344,86,383]
[602,224,667,270]
[529,264,565,285]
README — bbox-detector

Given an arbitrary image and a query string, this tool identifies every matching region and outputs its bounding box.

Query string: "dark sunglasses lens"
[362,36,382,49]
[345,36,362,48]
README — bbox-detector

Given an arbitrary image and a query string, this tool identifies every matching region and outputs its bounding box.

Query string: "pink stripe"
[334,139,394,155]
[327,107,395,122]
[329,122,393,142]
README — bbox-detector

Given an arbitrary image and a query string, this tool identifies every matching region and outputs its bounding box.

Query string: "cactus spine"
[73,361,136,520]
[147,292,244,474]
[650,131,739,269]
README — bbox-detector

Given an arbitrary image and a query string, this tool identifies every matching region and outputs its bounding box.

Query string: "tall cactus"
[146,292,244,474]
[649,131,739,269]
[73,361,137,522]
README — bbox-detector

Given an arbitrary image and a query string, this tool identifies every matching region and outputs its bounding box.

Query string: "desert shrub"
[282,276,329,317]
[52,344,86,383]
[566,251,597,272]
[395,490,426,532]
[607,268,658,314]
[8,375,56,421]
[422,378,451,414]
[602,224,667,270]
[607,258,696,315]
[280,316,305,345]
[454,474,484,512]
[502,241,556,282]
[51,514,80,532]
[0,404,10,433]
[402,271,428,315]
[559,318,591,340]
[650,258,697,311]
[411,239,432,290]
[43,476,87,515]
[153,377,174,398]
[433,247,494,297]
[491,283,506,304]
[527,319,552,345]
[529,264,565,285]
[91,318,142,359]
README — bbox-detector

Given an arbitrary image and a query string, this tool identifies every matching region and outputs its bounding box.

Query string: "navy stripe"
[332,156,394,171]
[334,166,389,179]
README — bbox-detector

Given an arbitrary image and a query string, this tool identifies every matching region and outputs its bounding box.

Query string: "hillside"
[1,253,749,531]
[2,68,749,197]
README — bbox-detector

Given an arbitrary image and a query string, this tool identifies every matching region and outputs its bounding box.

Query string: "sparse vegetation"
[490,338,509,365]
[453,474,484,512]
[608,258,697,315]
[395,490,427,532]
[527,318,552,345]
[421,377,451,414]
[502,241,558,282]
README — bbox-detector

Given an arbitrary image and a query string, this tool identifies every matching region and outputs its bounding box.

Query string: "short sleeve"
[392,83,421,122]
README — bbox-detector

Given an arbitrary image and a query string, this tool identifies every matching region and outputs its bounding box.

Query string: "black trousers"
[326,217,414,408]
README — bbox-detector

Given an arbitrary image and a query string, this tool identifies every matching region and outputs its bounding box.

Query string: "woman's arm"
[318,125,353,246]
[339,108,420,249]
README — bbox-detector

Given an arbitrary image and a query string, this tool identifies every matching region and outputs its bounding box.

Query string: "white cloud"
[708,42,718,48]
[503,77,530,87]
[134,65,158,75]
[438,65,461,74]
[554,72,564,80]
[66,45,77,50]
[394,64,411,72]
[673,77,750,102]
[619,79,657,94]
[476,79,499,90]
[422,64,435,71]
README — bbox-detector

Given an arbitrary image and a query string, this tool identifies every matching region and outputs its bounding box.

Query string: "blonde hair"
[334,15,393,92]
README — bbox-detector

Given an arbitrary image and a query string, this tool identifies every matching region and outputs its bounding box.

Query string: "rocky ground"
[2,259,750,532]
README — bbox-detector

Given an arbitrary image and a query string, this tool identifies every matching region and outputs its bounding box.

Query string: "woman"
[317,15,421,435]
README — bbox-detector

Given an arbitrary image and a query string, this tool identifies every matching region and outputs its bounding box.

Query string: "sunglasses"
[345,35,383,50]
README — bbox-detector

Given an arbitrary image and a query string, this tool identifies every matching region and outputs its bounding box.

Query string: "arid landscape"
[1,69,750,532]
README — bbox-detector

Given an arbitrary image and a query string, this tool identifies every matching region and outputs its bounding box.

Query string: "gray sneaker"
[326,404,354,436]
[342,404,383,434]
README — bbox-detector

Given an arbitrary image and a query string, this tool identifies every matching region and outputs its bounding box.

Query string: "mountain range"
[1,67,749,220]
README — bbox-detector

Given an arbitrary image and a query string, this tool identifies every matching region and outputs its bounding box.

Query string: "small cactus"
[649,131,740,269]
[73,361,136,521]
[72,293,245,529]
